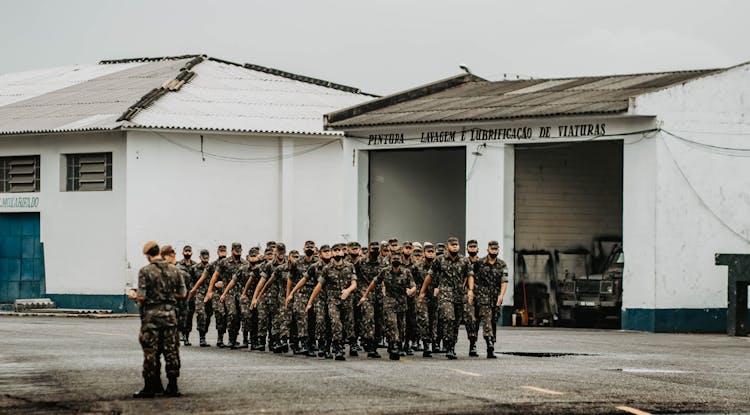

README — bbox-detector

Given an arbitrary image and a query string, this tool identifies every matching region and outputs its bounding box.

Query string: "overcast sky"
[1,0,748,95]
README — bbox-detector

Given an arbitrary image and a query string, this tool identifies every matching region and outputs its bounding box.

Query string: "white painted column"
[340,137,360,243]
[280,137,294,243]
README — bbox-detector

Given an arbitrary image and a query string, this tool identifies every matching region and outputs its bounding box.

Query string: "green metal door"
[0,213,45,302]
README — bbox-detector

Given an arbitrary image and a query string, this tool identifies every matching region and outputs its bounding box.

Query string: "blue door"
[0,213,45,302]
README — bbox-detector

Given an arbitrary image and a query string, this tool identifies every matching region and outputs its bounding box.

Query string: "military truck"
[555,240,623,327]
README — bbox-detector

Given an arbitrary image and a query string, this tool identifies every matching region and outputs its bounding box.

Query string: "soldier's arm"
[175,270,188,299]
[419,273,432,300]
[341,272,357,300]
[250,275,268,309]
[406,271,417,297]
[205,269,220,299]
[357,279,377,306]
[189,269,208,297]
[289,275,307,298]
[306,282,323,311]
[466,266,475,304]
[286,277,293,299]
[135,269,147,303]
[221,279,236,300]
[241,274,254,299]
[497,265,509,307]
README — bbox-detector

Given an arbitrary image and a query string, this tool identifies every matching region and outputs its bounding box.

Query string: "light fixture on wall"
[472,143,487,156]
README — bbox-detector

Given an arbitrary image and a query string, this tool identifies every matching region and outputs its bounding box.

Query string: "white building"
[0,55,374,312]
[324,64,750,333]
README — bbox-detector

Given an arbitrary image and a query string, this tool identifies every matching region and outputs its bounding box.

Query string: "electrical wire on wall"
[151,131,339,163]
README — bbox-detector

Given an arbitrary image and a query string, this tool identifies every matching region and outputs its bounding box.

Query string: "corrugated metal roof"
[325,68,726,128]
[0,56,374,136]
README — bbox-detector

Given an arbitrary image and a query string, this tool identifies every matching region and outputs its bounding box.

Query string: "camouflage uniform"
[373,266,416,345]
[177,259,197,338]
[270,258,302,341]
[232,261,262,345]
[307,259,330,345]
[475,256,508,340]
[193,260,213,337]
[402,257,418,347]
[256,260,275,345]
[461,257,480,343]
[355,257,384,345]
[293,255,318,341]
[213,256,248,344]
[430,254,474,351]
[413,259,436,344]
[318,262,357,343]
[137,258,186,382]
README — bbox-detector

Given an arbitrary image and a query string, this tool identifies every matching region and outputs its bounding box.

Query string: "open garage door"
[514,140,623,327]
[369,147,466,244]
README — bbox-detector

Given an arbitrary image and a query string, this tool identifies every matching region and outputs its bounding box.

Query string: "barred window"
[0,155,41,193]
[65,152,112,191]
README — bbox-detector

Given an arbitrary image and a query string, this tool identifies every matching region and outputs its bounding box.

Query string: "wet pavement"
[0,316,748,414]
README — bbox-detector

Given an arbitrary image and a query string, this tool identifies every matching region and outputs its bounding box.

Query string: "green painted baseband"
[622,308,750,333]
[499,305,514,326]
[47,294,139,314]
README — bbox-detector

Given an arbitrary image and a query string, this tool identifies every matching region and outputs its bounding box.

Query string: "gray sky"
[1,0,748,95]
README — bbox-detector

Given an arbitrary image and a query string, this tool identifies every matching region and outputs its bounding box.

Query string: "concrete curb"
[0,312,139,319]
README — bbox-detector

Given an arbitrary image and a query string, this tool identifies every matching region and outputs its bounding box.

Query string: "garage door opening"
[514,140,623,329]
[368,147,466,244]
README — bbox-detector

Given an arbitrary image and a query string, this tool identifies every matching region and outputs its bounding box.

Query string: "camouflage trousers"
[416,296,437,343]
[405,297,417,343]
[439,299,463,346]
[477,305,499,340]
[239,296,258,340]
[291,289,313,339]
[184,296,195,335]
[176,298,187,334]
[327,297,353,342]
[139,325,180,380]
[195,291,212,335]
[273,292,290,339]
[384,301,406,344]
[212,290,239,337]
[459,291,477,340]
[314,294,328,341]
[357,293,379,342]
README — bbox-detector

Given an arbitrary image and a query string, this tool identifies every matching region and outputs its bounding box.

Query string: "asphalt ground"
[0,316,748,415]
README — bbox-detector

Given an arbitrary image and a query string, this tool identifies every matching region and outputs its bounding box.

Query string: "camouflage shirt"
[216,256,249,285]
[232,261,263,297]
[192,261,209,293]
[177,259,197,290]
[270,258,303,295]
[474,257,509,306]
[296,255,319,292]
[412,259,435,299]
[355,258,384,299]
[306,259,330,294]
[373,266,416,312]
[196,258,224,294]
[429,254,474,303]
[318,261,357,303]
[137,258,186,329]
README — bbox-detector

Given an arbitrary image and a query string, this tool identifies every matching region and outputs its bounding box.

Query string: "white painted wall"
[0,132,127,295]
[124,130,343,285]
[633,64,750,309]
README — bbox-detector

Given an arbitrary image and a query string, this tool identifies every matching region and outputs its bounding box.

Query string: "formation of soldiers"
[174,237,508,361]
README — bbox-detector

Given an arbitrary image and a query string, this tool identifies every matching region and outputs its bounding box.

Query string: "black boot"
[317,339,326,357]
[413,340,423,351]
[388,341,401,360]
[349,339,359,357]
[229,334,240,349]
[304,339,316,357]
[164,375,181,397]
[240,332,249,349]
[281,337,289,353]
[152,375,165,395]
[423,341,432,358]
[133,378,156,399]
[324,341,333,359]
[182,333,191,347]
[253,336,265,351]
[446,344,457,360]
[199,334,210,347]
[404,341,413,356]
[216,332,226,348]
[334,341,346,361]
[432,342,441,354]
[485,336,496,359]
[469,337,478,357]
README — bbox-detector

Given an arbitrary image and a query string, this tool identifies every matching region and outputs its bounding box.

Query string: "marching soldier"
[353,241,384,358]
[190,245,227,346]
[285,241,319,356]
[129,241,185,398]
[464,239,480,357]
[177,245,197,346]
[205,243,248,349]
[474,240,508,358]
[218,247,262,348]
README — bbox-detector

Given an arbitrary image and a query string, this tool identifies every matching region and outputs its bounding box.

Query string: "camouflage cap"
[368,241,380,249]
[304,240,316,248]
[436,243,446,249]
[143,240,159,254]
[488,240,500,248]
[276,243,286,254]
[266,241,276,248]
[403,241,413,248]
[380,240,388,247]
[423,242,435,252]
[347,241,361,249]
[263,248,274,255]
[231,242,242,251]
[218,244,227,251]
[467,239,478,247]
[446,237,459,245]
[248,247,260,255]
[319,244,331,252]
[199,249,210,257]
[332,243,345,251]
[413,247,423,254]
[388,238,399,246]
[412,242,423,250]
[289,249,299,256]
[183,245,192,252]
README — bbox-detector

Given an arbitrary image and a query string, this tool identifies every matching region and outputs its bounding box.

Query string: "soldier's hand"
[433,288,439,297]
[357,296,366,306]
[496,296,503,307]
[418,293,425,303]
[188,288,197,298]
[240,294,248,302]
[204,291,213,302]
[406,287,417,297]
[127,289,137,300]
[468,290,475,305]
[340,289,350,300]
[219,294,226,302]
[250,298,258,309]
[305,303,312,313]
[215,281,224,289]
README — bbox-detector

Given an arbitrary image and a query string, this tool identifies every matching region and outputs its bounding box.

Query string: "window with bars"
[0,155,41,193]
[65,153,112,191]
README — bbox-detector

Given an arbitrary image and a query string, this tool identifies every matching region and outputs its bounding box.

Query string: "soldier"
[306,243,357,361]
[285,240,319,356]
[251,247,276,351]
[419,237,474,360]
[436,243,446,257]
[378,241,390,266]
[474,240,508,358]
[129,241,185,398]
[205,242,248,349]
[401,241,418,355]
[463,239,480,357]
[177,245,197,346]
[190,245,227,346]
[412,244,433,357]
[345,241,363,356]
[358,247,417,360]
[219,247,262,349]
[353,241,384,358]
[306,245,333,358]
[252,243,298,353]
[189,249,212,347]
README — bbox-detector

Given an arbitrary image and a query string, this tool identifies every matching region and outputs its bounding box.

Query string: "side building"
[0,55,375,312]
[324,64,750,333]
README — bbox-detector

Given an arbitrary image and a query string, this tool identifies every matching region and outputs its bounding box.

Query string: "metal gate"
[0,212,45,302]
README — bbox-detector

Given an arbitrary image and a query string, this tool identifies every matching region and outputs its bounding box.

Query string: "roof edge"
[99,54,204,65]
[242,62,378,97]
[325,73,484,127]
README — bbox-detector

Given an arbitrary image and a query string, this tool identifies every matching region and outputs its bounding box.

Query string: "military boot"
[253,336,266,351]
[317,339,326,357]
[404,341,413,356]
[280,337,290,353]
[304,339,316,357]
[182,333,192,347]
[292,337,302,355]
[333,341,346,361]
[199,334,210,347]
[485,336,496,359]
[240,332,250,349]
[164,375,181,398]
[229,334,240,349]
[133,378,156,399]
[422,341,432,358]
[446,343,457,360]
[468,337,478,357]
[324,341,333,359]
[349,339,359,357]
[388,342,401,361]
[432,341,441,354]
[216,332,226,348]
[152,375,165,395]
[366,340,382,359]
[413,340,423,352]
